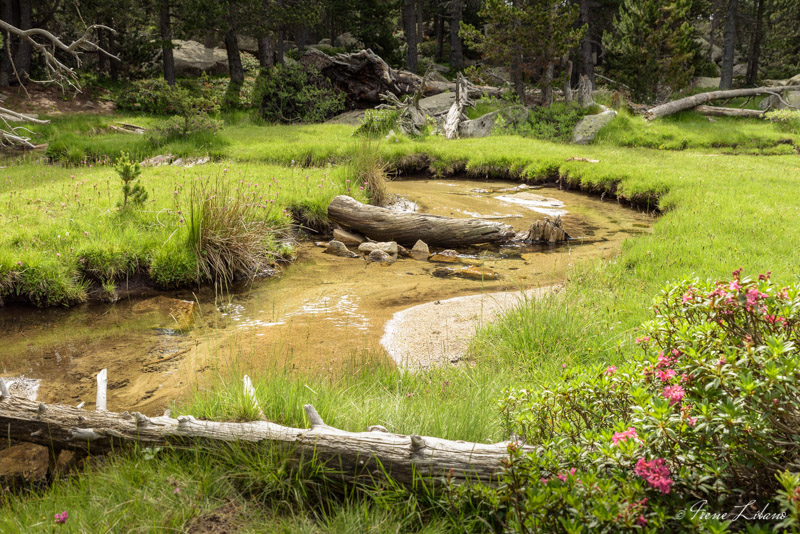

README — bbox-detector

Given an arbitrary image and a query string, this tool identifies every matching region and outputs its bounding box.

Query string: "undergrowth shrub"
[354,109,399,137]
[187,177,290,285]
[494,102,598,142]
[464,271,800,532]
[255,63,345,123]
[114,75,256,114]
[765,109,800,134]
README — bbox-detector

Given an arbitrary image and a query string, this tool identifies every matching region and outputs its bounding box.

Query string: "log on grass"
[693,105,766,118]
[327,195,516,247]
[0,393,519,486]
[644,85,800,120]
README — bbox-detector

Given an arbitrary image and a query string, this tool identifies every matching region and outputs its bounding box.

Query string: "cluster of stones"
[321,228,501,281]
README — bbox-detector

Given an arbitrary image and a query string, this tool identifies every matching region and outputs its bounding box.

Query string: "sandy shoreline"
[381,286,556,370]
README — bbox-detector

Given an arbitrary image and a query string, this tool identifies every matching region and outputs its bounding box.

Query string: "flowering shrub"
[462,271,800,531]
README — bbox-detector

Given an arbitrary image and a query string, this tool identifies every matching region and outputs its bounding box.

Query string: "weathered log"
[644,85,800,120]
[693,105,766,118]
[444,73,472,139]
[0,386,518,486]
[327,195,516,247]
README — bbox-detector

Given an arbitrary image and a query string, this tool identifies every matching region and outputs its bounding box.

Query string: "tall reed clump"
[345,139,392,206]
[187,176,288,285]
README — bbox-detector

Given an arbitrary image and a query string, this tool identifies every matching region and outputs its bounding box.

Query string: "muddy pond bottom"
[0,178,652,415]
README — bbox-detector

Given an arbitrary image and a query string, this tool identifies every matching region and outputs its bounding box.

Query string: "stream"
[0,178,653,415]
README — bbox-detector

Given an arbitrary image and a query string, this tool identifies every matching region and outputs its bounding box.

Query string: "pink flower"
[636,515,648,526]
[728,280,741,291]
[556,468,577,482]
[540,477,549,484]
[635,336,650,344]
[663,385,685,406]
[604,366,617,376]
[681,292,693,303]
[687,417,697,427]
[611,427,639,446]
[656,369,676,382]
[173,487,180,494]
[634,458,673,494]
[54,511,68,524]
[562,363,567,369]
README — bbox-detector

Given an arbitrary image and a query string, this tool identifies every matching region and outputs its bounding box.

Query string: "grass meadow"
[1,110,799,531]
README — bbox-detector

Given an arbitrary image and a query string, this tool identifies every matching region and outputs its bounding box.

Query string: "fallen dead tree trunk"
[0,378,519,486]
[328,195,516,247]
[693,105,766,118]
[644,85,800,120]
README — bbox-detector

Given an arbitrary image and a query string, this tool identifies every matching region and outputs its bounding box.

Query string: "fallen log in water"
[0,377,519,486]
[327,195,516,247]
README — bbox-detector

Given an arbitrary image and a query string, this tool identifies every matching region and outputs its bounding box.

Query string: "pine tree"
[461,0,584,104]
[602,0,701,103]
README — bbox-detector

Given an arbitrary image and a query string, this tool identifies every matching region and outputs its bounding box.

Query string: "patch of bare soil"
[187,501,245,534]
[0,84,115,116]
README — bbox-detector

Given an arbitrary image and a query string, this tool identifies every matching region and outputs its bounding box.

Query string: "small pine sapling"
[115,152,148,209]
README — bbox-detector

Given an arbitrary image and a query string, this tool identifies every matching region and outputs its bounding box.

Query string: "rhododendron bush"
[456,272,800,531]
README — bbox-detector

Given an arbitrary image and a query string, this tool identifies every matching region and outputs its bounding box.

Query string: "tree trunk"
[542,60,554,107]
[719,0,738,89]
[745,0,765,86]
[97,24,109,74]
[224,29,244,85]
[443,73,471,139]
[449,0,463,70]
[257,35,274,69]
[644,85,800,120]
[13,0,31,83]
[416,0,424,44]
[563,57,573,104]
[709,0,722,63]
[0,0,14,86]
[108,21,119,82]
[403,0,418,73]
[159,0,175,86]
[510,0,525,102]
[0,388,520,486]
[328,195,515,247]
[579,0,594,87]
[276,29,285,65]
[435,11,444,61]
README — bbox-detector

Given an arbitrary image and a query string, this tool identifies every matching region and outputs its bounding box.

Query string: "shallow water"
[0,178,653,414]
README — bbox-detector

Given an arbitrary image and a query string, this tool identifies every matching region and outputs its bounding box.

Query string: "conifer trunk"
[720,0,738,89]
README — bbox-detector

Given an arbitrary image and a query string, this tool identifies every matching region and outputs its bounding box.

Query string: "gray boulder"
[333,228,365,246]
[367,249,395,264]
[573,107,617,145]
[173,40,228,76]
[410,239,430,261]
[324,240,359,258]
[358,241,398,258]
[334,32,363,49]
[458,110,499,138]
